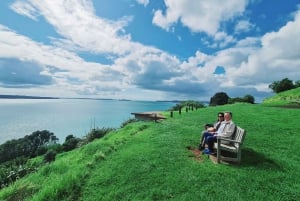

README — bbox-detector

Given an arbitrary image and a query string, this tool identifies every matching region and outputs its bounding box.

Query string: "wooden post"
[170,111,173,118]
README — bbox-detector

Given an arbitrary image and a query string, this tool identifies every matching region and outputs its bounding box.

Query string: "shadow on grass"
[240,148,284,170]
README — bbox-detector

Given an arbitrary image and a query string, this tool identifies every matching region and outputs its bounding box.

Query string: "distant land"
[0,95,208,104]
[0,95,59,99]
[0,95,176,102]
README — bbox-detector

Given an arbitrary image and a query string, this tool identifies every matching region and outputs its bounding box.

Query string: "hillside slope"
[0,103,300,201]
[263,87,300,105]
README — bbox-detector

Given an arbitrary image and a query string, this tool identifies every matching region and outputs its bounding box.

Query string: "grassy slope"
[263,87,300,106]
[1,103,300,201]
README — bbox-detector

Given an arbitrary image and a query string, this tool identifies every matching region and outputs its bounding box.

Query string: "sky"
[0,0,300,102]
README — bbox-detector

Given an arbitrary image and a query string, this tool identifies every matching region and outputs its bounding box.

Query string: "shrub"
[63,135,80,152]
[43,150,56,163]
[84,127,114,143]
[210,92,229,106]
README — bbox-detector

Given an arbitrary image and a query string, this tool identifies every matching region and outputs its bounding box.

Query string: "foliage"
[170,100,205,111]
[43,150,56,163]
[269,78,299,93]
[83,127,115,144]
[1,104,300,200]
[229,94,255,104]
[62,135,80,152]
[0,130,58,163]
[295,80,300,88]
[209,92,229,105]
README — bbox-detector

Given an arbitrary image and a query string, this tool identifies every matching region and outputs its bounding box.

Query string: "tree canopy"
[210,92,229,106]
[269,78,299,93]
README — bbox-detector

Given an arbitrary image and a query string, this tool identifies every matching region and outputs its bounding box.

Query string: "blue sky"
[0,0,300,102]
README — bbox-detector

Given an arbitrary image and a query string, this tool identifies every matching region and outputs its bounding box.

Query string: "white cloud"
[231,9,300,85]
[11,0,137,55]
[136,0,149,7]
[2,0,300,102]
[176,9,300,101]
[234,19,255,33]
[0,25,128,98]
[153,0,248,35]
[10,0,39,20]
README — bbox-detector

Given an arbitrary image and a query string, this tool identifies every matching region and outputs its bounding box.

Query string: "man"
[198,112,224,150]
[203,111,236,155]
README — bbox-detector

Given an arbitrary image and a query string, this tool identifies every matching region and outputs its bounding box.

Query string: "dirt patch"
[186,146,203,162]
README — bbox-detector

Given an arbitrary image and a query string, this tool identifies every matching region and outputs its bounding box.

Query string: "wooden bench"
[214,126,246,164]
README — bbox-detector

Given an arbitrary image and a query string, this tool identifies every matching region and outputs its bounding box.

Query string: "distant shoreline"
[0,95,59,99]
[0,94,185,102]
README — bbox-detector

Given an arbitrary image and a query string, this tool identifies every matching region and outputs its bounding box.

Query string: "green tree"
[210,92,229,106]
[43,150,56,163]
[294,80,300,88]
[269,78,295,93]
[63,135,80,152]
[243,94,255,104]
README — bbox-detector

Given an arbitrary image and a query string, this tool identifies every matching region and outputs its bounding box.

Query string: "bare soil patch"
[186,146,203,162]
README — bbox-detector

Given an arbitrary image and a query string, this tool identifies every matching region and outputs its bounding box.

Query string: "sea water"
[0,99,175,144]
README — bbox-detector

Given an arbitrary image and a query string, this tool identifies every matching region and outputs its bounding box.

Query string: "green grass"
[0,103,300,201]
[263,87,300,106]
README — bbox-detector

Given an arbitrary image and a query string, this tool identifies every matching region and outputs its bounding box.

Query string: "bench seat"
[214,126,246,164]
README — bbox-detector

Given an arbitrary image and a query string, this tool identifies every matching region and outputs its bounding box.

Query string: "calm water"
[0,99,175,144]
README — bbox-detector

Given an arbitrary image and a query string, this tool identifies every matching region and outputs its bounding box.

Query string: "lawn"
[0,103,299,201]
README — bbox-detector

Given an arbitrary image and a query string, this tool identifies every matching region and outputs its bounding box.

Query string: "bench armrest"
[217,137,242,144]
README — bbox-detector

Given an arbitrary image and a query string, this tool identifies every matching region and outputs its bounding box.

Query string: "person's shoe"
[203,149,215,155]
[202,148,209,154]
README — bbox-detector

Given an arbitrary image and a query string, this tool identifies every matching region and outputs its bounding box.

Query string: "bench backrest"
[233,126,246,148]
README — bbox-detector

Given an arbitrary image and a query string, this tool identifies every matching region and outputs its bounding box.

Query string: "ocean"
[0,99,175,144]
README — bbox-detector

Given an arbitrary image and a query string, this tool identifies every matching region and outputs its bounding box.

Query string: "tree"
[0,130,58,163]
[294,80,300,88]
[210,92,229,106]
[269,78,295,93]
[62,135,80,152]
[243,94,255,104]
[43,150,56,163]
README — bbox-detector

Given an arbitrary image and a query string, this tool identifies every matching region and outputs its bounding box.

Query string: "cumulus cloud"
[0,24,127,97]
[178,9,300,101]
[0,58,53,87]
[231,10,300,85]
[234,19,255,33]
[10,0,137,55]
[136,0,149,7]
[10,0,39,20]
[1,0,299,102]
[152,0,248,35]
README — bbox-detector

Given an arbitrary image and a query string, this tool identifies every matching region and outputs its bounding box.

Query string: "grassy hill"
[0,103,300,201]
[263,87,300,106]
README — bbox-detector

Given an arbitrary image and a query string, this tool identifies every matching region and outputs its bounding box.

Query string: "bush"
[63,135,80,152]
[84,127,114,143]
[169,101,205,111]
[229,94,255,104]
[43,150,56,163]
[269,78,296,93]
[210,92,229,106]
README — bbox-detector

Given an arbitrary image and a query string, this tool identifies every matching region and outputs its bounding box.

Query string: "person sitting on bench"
[203,111,236,155]
[198,112,224,150]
